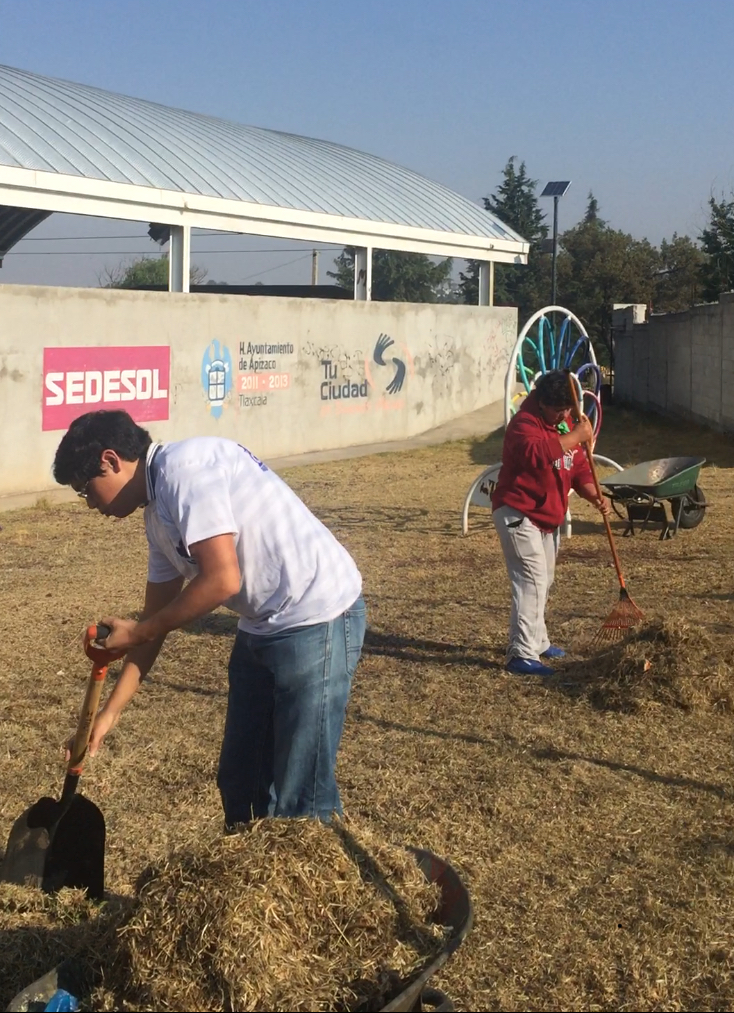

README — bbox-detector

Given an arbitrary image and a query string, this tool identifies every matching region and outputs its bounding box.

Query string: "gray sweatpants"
[492,505,560,662]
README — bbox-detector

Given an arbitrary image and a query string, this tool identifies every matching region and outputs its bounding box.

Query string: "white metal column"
[169,224,191,292]
[354,247,373,301]
[478,261,494,306]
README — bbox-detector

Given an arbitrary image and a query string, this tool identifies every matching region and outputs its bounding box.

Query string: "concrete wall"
[0,284,517,505]
[614,293,734,430]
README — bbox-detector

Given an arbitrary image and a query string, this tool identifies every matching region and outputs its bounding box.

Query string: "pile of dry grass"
[560,618,734,713]
[1,819,444,1012]
[90,817,444,1013]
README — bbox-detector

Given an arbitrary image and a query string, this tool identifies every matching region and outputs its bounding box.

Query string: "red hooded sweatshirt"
[491,389,593,532]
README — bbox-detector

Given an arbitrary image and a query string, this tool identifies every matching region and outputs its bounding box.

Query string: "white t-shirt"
[143,438,362,635]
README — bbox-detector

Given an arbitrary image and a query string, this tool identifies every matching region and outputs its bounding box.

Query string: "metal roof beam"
[0,167,529,265]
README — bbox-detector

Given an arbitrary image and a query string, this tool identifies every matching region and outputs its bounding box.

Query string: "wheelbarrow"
[600,456,707,540]
[6,847,473,1012]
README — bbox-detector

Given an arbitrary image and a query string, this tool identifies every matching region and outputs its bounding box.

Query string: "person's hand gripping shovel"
[0,625,126,900]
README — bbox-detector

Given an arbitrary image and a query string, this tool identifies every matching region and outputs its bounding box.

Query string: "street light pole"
[541,181,571,306]
[552,194,559,306]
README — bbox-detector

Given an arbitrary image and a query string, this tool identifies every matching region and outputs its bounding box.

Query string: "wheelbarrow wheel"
[419,987,455,1011]
[672,484,707,530]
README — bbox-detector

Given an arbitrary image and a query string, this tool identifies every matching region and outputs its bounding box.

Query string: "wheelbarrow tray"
[379,848,473,1012]
[6,848,473,1013]
[600,456,705,499]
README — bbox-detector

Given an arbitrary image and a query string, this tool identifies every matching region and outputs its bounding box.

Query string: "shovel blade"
[0,794,105,900]
[0,796,57,891]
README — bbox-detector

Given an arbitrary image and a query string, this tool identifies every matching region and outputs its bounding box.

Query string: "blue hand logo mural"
[373,333,406,394]
[201,340,233,419]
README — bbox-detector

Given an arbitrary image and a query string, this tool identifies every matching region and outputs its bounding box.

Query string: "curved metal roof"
[0,64,528,262]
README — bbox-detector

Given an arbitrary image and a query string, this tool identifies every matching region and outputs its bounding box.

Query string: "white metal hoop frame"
[504,305,598,427]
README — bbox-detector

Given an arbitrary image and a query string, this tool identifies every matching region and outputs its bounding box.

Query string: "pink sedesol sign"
[43,346,170,432]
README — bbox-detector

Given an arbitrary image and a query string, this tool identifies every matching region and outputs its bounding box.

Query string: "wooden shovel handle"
[67,628,110,776]
[567,374,628,591]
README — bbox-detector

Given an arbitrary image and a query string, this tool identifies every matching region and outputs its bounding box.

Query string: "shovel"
[0,625,123,901]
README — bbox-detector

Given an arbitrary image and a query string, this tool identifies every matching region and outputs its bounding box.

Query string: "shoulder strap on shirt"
[147,444,163,499]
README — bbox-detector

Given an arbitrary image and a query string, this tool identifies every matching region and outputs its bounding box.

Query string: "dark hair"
[534,370,574,409]
[53,410,152,487]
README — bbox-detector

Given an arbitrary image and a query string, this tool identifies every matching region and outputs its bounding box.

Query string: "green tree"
[328,249,452,303]
[584,191,603,224]
[699,194,734,302]
[653,233,707,312]
[558,218,659,362]
[460,157,550,322]
[99,255,207,288]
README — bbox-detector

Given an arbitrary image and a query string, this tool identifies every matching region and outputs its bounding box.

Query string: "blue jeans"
[217,596,366,826]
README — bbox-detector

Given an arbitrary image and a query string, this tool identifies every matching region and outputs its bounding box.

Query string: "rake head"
[594,587,645,644]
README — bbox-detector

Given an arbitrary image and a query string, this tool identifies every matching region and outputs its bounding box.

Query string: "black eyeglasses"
[75,480,91,500]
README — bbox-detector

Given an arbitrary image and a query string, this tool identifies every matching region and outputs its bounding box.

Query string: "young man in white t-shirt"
[53,410,366,826]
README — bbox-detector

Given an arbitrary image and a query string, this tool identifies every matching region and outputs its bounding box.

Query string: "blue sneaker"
[542,646,566,659]
[506,657,554,676]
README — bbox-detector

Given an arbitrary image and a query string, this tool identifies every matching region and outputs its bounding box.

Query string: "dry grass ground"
[1,405,734,1011]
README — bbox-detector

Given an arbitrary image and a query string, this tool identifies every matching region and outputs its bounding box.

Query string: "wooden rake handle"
[567,374,628,592]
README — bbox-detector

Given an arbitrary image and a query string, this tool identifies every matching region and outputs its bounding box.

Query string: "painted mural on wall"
[201,340,234,419]
[196,320,506,425]
[236,340,295,409]
[42,345,170,431]
[426,338,459,377]
[474,314,518,383]
[320,354,369,403]
[304,333,413,417]
[302,340,363,417]
[363,333,413,414]
[369,333,407,394]
[416,317,516,393]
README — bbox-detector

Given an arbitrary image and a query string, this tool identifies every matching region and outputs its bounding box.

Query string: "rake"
[567,374,644,641]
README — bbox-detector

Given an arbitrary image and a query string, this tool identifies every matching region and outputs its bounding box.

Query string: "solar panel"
[541,181,571,197]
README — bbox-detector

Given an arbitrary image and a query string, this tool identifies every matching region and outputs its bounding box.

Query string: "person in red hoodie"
[492,369,611,676]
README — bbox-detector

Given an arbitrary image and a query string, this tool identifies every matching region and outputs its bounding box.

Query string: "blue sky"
[1,0,733,287]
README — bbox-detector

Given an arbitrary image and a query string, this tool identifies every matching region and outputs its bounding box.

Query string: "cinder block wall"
[614,293,734,431]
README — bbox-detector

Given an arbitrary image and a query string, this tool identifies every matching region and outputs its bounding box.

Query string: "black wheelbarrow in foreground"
[6,847,473,1012]
[600,456,707,540]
